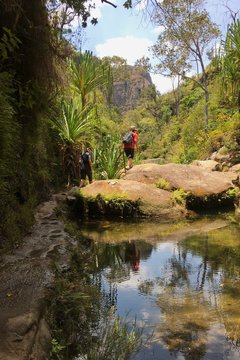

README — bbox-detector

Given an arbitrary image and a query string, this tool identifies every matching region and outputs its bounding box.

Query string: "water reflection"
[79,219,240,360]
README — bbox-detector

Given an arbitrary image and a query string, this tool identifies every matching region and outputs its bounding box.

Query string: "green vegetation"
[74,192,139,218]
[155,177,170,190]
[94,136,125,179]
[171,189,190,206]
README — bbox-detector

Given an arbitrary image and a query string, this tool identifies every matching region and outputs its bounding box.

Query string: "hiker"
[122,125,138,170]
[79,147,92,188]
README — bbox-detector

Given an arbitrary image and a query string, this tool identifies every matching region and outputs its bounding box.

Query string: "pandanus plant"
[49,98,95,185]
[49,51,112,185]
[71,51,112,108]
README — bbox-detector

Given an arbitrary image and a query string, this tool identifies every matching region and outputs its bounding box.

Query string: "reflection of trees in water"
[150,242,213,360]
[90,226,240,357]
[89,240,154,308]
[217,280,240,349]
[92,241,154,282]
[156,289,212,360]
[182,228,240,348]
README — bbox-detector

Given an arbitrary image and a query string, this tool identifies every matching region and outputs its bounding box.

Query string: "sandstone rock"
[229,163,240,173]
[0,197,73,360]
[210,147,231,163]
[123,163,238,209]
[78,179,191,220]
[191,160,219,171]
[111,66,152,112]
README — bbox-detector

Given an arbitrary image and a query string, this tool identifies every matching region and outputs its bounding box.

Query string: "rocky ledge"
[73,163,240,220]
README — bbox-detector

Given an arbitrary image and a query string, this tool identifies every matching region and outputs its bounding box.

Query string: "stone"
[79,179,191,220]
[111,66,152,112]
[229,163,240,173]
[191,159,219,171]
[123,163,238,209]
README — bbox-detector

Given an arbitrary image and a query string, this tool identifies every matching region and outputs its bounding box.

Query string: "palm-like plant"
[49,99,95,184]
[49,52,112,185]
[71,51,112,108]
[94,136,125,180]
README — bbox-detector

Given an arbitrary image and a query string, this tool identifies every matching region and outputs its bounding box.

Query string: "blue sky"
[77,0,240,93]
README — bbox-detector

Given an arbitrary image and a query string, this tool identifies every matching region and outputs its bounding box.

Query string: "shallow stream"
[75,215,240,360]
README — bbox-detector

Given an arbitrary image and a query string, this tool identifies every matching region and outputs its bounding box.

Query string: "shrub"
[155,178,170,190]
[171,189,190,206]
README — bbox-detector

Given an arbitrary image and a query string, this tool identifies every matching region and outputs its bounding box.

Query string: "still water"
[79,216,240,360]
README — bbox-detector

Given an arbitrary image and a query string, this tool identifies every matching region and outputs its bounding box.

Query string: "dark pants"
[81,166,92,183]
[124,148,134,159]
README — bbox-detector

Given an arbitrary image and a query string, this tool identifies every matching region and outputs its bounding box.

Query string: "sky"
[74,0,240,93]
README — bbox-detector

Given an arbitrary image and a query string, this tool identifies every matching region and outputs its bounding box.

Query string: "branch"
[101,0,117,8]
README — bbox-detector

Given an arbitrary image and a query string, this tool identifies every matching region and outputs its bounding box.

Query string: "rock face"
[111,66,152,112]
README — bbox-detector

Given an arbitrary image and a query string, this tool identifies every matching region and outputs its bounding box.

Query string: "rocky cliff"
[111,66,153,112]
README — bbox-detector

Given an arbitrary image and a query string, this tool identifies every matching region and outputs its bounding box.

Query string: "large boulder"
[123,163,238,209]
[77,179,191,220]
[191,159,220,171]
[228,163,240,173]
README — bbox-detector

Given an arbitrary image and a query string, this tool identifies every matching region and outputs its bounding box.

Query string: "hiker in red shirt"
[123,125,139,170]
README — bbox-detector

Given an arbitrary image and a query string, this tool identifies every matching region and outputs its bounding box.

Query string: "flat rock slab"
[80,179,189,219]
[124,163,236,197]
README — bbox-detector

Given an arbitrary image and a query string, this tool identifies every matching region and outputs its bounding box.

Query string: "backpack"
[122,131,133,144]
[81,151,90,164]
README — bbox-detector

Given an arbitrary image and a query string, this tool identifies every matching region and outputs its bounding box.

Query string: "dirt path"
[0,195,73,360]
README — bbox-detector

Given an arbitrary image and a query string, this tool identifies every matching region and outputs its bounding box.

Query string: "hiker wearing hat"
[122,125,139,170]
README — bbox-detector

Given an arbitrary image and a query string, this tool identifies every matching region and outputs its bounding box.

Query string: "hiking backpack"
[122,131,133,144]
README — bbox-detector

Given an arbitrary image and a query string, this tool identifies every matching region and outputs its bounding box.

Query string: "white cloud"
[151,73,174,94]
[152,25,164,34]
[135,0,147,11]
[95,35,153,65]
[88,0,106,19]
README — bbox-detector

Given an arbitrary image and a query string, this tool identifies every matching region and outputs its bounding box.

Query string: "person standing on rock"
[122,125,139,170]
[79,147,93,188]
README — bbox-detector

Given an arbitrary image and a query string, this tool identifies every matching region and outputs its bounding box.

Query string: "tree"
[151,0,220,130]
